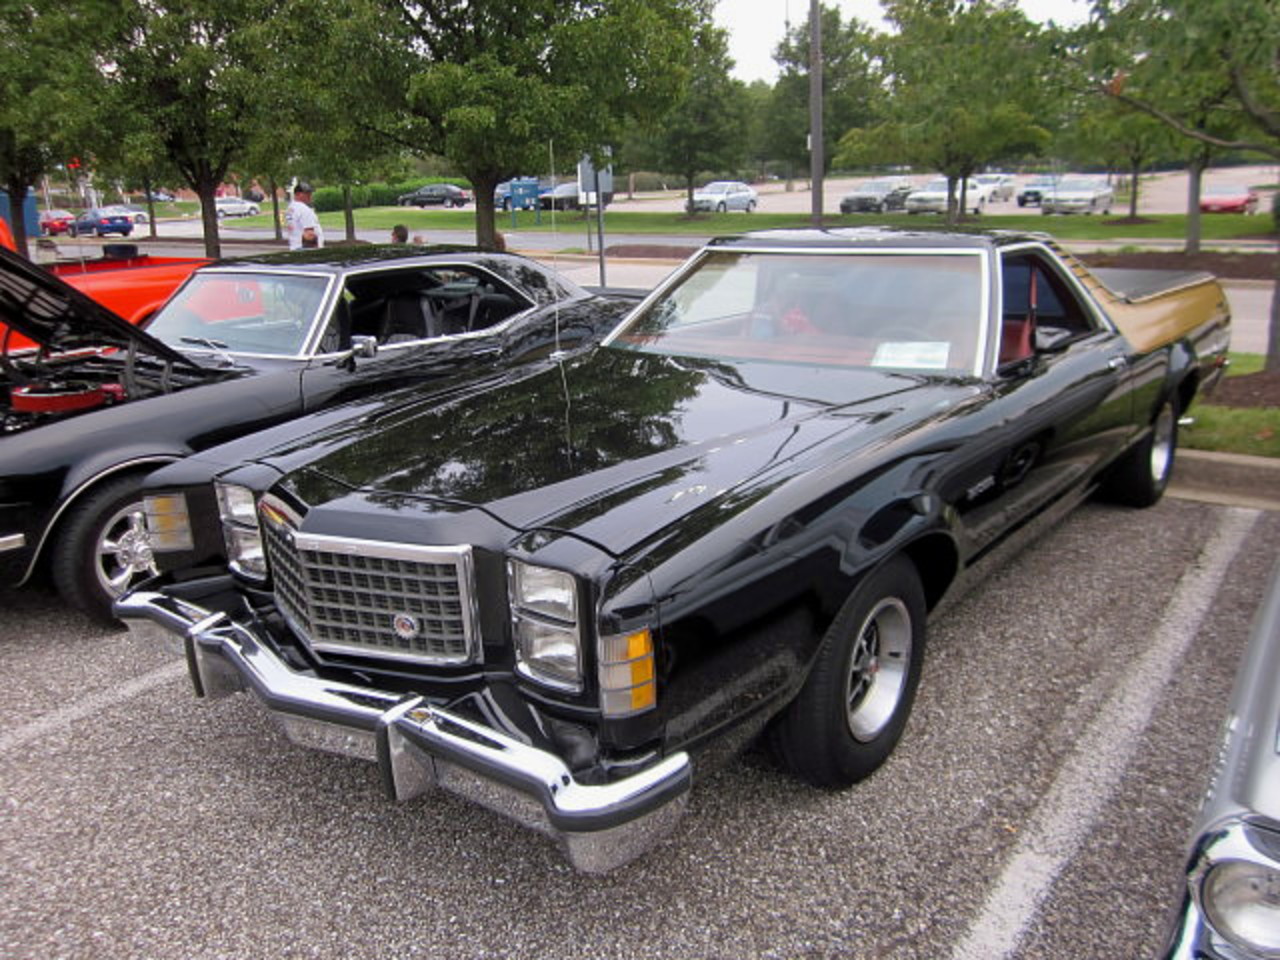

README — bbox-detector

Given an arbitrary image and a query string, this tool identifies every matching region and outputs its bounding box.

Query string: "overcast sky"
[713,0,1092,84]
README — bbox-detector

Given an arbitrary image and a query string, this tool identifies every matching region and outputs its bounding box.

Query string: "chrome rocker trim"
[115,589,692,873]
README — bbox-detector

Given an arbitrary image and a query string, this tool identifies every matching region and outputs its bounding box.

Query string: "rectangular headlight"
[215,482,257,524]
[143,493,193,551]
[223,524,266,579]
[510,561,577,623]
[215,482,266,581]
[514,618,582,690]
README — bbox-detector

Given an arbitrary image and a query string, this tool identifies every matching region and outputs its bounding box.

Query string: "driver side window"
[999,252,1097,365]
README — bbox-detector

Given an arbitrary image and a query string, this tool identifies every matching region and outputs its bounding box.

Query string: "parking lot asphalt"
[1,499,1277,959]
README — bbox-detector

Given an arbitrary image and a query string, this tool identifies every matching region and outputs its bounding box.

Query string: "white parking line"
[0,659,187,755]
[949,506,1261,960]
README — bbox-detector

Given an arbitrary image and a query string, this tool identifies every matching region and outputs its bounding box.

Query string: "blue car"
[68,208,134,238]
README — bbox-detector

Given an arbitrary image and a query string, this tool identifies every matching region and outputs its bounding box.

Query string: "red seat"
[1000,317,1033,364]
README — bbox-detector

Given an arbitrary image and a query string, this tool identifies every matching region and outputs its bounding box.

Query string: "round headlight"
[1202,859,1280,956]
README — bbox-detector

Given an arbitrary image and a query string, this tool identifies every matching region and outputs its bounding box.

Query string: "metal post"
[809,0,824,227]
[594,166,606,287]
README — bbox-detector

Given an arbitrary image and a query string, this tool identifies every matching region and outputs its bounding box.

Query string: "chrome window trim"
[0,533,25,553]
[602,245,991,379]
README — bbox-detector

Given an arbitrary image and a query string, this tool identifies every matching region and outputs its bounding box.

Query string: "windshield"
[700,183,730,194]
[922,180,949,192]
[611,250,984,375]
[147,271,331,357]
[1055,179,1097,192]
[1205,184,1246,195]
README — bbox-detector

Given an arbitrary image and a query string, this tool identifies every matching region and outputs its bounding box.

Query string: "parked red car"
[39,209,76,235]
[1199,184,1260,214]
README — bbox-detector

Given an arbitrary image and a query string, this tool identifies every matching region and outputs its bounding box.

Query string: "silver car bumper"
[115,589,692,873]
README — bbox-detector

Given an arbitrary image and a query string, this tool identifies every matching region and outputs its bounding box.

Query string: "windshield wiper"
[179,336,239,367]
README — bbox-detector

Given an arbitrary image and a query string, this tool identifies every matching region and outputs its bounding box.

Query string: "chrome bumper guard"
[115,589,692,873]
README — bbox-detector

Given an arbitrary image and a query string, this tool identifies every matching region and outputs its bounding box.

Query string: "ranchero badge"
[392,613,420,641]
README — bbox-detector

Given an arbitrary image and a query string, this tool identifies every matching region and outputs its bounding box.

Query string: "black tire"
[716,202,727,213]
[1100,395,1178,508]
[746,200,756,213]
[770,556,927,787]
[50,473,158,626]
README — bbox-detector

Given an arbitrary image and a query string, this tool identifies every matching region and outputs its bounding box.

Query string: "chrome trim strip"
[113,589,692,872]
[0,533,26,553]
[18,455,181,586]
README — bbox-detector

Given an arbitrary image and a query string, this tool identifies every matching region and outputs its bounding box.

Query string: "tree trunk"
[1185,156,1205,256]
[4,175,30,258]
[945,176,959,226]
[1268,258,1280,373]
[471,172,501,250]
[342,184,356,242]
[1128,160,1140,219]
[195,178,221,259]
[685,173,696,216]
[268,177,283,241]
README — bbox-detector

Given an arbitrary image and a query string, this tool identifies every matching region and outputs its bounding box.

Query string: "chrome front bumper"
[115,589,692,873]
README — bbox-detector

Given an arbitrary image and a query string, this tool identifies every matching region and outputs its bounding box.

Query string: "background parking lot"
[2,497,1276,959]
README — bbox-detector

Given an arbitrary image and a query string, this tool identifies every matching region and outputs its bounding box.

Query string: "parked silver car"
[213,196,261,218]
[688,180,758,213]
[1040,178,1114,215]
[1161,559,1280,959]
[975,173,1015,202]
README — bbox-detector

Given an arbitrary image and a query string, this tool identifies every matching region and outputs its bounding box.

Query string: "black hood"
[272,347,956,555]
[0,245,201,368]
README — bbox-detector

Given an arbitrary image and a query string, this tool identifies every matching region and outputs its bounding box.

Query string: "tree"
[640,13,748,214]
[835,0,1052,223]
[0,0,105,257]
[395,0,699,249]
[764,5,881,185]
[1059,95,1177,217]
[97,0,283,258]
[1090,0,1280,371]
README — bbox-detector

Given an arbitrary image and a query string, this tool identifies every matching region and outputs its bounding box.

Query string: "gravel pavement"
[2,499,1277,959]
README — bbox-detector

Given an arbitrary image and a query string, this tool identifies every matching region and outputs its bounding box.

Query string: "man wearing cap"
[285,181,323,250]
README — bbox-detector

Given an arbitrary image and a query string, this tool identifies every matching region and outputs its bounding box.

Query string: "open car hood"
[0,245,203,369]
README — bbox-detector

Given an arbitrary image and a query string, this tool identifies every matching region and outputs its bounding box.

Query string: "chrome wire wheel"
[1150,403,1176,485]
[94,500,157,598]
[845,596,913,742]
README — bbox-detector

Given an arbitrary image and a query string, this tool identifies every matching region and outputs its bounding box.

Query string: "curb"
[1169,449,1280,511]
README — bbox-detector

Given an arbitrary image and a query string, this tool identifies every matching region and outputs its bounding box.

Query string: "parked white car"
[1040,178,1114,215]
[904,178,989,215]
[213,196,261,219]
[688,181,758,213]
[975,173,1016,202]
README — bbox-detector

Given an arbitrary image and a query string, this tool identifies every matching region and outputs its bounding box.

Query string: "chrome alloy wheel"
[845,597,913,742]
[1150,403,1176,485]
[94,500,158,598]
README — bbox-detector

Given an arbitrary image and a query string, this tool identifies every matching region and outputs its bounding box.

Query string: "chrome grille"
[260,501,478,665]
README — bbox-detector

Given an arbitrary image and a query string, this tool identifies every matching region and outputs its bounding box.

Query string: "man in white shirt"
[285,182,323,249]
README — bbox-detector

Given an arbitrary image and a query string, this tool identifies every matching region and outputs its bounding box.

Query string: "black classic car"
[116,228,1230,871]
[0,245,632,622]
[1162,557,1280,959]
[839,177,914,214]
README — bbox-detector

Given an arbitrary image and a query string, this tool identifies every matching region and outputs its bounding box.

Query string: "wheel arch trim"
[17,455,183,586]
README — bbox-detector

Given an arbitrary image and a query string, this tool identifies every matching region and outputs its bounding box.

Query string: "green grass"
[258,205,1276,243]
[1182,352,1280,458]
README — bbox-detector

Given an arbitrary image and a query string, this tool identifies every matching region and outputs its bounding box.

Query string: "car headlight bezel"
[215,481,267,582]
[508,560,582,692]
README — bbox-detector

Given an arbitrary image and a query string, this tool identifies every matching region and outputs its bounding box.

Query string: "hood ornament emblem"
[392,613,420,641]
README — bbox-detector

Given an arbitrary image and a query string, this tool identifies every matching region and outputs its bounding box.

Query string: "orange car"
[0,219,207,350]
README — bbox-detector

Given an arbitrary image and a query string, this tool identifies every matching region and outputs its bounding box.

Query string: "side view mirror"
[350,334,378,359]
[1033,326,1073,354]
